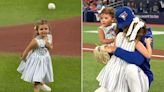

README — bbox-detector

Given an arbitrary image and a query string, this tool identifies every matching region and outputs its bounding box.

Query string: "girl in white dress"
[98,7,117,46]
[94,7,117,90]
[17,20,54,92]
[95,7,117,64]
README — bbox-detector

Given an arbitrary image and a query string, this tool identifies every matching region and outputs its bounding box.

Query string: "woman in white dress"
[94,7,152,92]
[17,20,54,92]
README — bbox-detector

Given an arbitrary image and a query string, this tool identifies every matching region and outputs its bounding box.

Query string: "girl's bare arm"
[21,39,37,61]
[135,38,152,59]
[98,29,114,44]
[105,35,117,53]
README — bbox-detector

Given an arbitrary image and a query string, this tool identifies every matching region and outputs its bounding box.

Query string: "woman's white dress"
[96,32,136,92]
[17,35,54,83]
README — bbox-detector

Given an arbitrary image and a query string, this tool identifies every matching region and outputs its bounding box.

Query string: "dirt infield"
[0,16,81,56]
[83,44,164,60]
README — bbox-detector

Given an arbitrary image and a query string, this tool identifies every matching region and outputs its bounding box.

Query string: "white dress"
[96,32,135,92]
[99,23,116,46]
[17,35,54,83]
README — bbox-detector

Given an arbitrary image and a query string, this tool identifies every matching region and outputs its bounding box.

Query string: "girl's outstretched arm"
[21,39,37,61]
[98,29,114,44]
[136,38,152,59]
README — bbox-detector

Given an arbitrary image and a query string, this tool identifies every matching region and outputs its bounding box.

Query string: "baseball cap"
[115,6,135,29]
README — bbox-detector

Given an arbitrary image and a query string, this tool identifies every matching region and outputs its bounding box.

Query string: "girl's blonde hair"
[33,19,51,37]
[93,45,110,64]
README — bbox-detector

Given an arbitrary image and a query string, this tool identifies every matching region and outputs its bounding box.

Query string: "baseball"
[48,3,56,10]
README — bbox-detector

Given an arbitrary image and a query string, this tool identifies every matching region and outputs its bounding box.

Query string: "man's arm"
[113,28,153,65]
[114,47,145,65]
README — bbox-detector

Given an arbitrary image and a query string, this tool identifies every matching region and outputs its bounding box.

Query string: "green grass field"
[83,24,164,50]
[0,0,81,26]
[0,53,80,92]
[83,52,164,92]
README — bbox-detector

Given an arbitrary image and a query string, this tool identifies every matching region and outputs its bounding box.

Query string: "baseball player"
[94,6,153,92]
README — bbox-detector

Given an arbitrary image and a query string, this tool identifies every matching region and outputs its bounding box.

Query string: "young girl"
[98,7,117,46]
[94,7,152,92]
[17,20,53,92]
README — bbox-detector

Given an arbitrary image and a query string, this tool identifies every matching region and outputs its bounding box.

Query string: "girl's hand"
[43,36,53,50]
[44,36,50,46]
[105,46,116,53]
[20,53,24,60]
[43,36,48,42]
[20,56,26,62]
[145,38,152,45]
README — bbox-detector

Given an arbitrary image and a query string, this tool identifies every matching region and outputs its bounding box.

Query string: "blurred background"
[83,0,164,24]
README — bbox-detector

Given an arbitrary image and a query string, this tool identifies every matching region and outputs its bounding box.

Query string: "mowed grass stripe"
[0,0,81,26]
[0,53,81,92]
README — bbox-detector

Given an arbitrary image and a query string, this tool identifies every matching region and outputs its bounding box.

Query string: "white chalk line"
[84,30,164,35]
[82,48,164,58]
[151,55,164,58]
[83,48,94,51]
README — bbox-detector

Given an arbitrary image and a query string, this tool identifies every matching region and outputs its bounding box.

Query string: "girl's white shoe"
[40,84,51,92]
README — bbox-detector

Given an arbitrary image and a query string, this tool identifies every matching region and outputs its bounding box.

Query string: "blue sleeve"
[114,28,153,65]
[114,47,145,65]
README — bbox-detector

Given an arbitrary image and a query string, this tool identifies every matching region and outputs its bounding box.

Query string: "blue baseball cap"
[115,6,135,29]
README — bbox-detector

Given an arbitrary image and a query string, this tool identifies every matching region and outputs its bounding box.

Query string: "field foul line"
[83,48,164,58]
[83,48,94,51]
[84,30,164,35]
